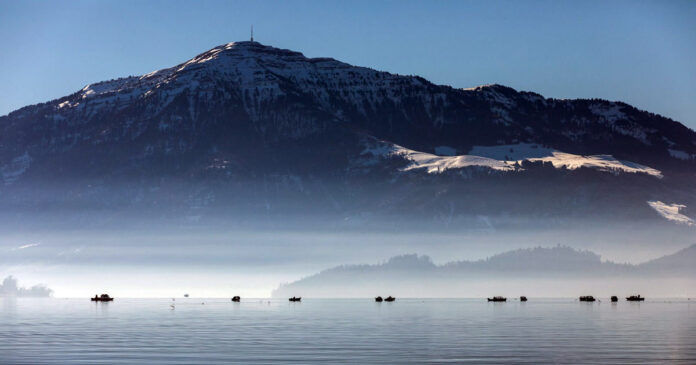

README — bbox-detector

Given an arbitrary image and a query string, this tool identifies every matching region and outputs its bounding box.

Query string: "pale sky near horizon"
[1,0,695,129]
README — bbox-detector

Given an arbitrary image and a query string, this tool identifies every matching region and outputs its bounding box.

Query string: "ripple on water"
[1,298,695,364]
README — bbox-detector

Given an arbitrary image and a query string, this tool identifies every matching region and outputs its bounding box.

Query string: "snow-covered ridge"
[531,152,662,177]
[392,145,514,173]
[647,201,694,225]
[48,41,447,123]
[363,141,662,178]
[360,140,512,173]
[469,143,662,178]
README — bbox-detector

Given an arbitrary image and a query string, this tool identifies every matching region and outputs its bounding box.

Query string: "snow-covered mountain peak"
[174,41,347,73]
[53,41,384,120]
[181,41,305,65]
[1,41,695,226]
[3,41,694,177]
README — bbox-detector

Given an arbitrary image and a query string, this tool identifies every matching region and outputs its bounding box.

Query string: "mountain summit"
[1,41,695,229]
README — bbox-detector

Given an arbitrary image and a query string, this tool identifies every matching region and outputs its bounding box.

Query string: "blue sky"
[1,0,695,128]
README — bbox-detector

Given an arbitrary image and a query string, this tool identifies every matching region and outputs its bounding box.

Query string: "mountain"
[638,244,696,273]
[1,41,695,229]
[272,245,696,298]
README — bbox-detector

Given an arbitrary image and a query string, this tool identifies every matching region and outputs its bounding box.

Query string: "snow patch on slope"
[647,201,694,225]
[469,143,662,178]
[394,147,514,173]
[532,152,662,178]
[363,141,663,178]
[589,103,652,144]
[589,103,626,123]
[361,141,513,173]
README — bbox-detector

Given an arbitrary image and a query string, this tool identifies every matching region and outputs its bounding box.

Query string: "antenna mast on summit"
[250,25,254,42]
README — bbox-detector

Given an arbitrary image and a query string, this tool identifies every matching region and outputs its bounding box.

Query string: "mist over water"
[1,218,693,298]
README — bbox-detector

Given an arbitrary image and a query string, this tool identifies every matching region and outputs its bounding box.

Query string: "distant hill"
[638,244,696,273]
[272,245,696,298]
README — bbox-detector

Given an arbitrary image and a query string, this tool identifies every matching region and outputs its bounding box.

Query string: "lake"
[1,298,695,364]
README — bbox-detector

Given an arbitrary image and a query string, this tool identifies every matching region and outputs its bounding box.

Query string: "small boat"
[231,296,241,302]
[520,296,528,302]
[487,296,506,302]
[611,296,618,302]
[384,296,395,302]
[288,296,301,302]
[184,294,189,298]
[91,294,114,302]
[579,296,596,302]
[626,295,645,301]
[375,296,383,302]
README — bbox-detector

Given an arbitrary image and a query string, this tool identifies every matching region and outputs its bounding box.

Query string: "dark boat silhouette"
[579,296,596,302]
[626,295,645,301]
[520,296,528,302]
[375,296,383,302]
[384,296,395,302]
[611,296,618,302]
[231,296,241,302]
[184,294,189,298]
[91,294,113,302]
[487,296,506,302]
[289,296,301,302]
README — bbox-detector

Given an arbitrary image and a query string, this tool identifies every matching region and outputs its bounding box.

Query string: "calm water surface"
[1,298,695,364]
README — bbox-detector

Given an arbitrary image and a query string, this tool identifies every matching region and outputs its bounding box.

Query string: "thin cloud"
[15,243,40,250]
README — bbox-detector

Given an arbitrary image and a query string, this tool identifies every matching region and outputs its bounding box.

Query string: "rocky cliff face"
[1,41,694,228]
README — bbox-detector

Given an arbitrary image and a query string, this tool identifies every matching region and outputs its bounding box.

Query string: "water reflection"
[0,298,694,364]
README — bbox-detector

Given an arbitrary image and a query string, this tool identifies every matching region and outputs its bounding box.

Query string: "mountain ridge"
[1,41,695,228]
[272,244,696,298]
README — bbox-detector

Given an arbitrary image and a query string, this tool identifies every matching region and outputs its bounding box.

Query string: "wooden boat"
[375,296,383,302]
[384,296,395,302]
[520,296,527,302]
[611,296,618,302]
[288,296,301,302]
[488,296,506,302]
[91,294,113,302]
[626,295,645,301]
[231,296,241,302]
[579,296,596,302]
